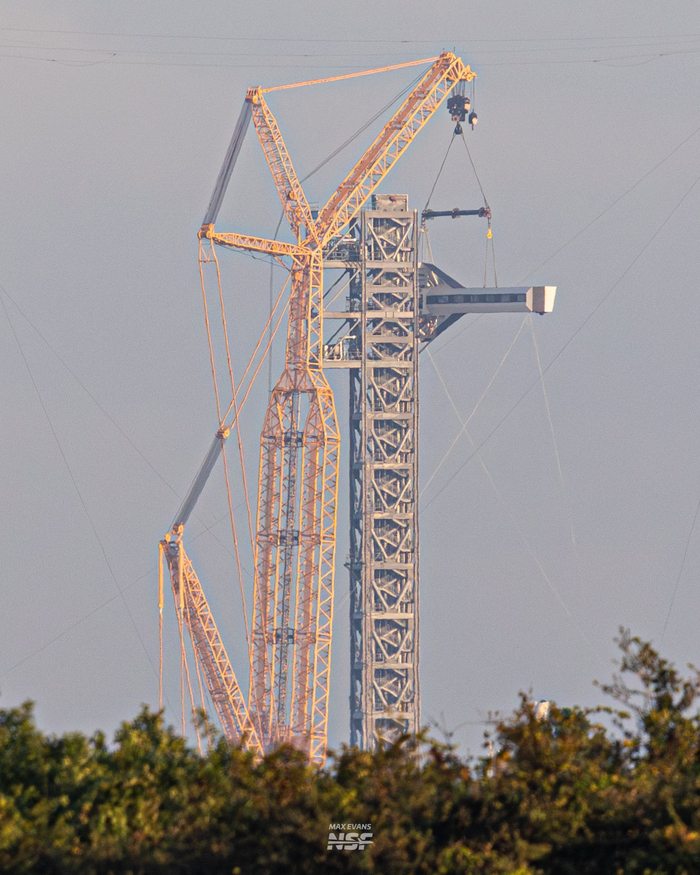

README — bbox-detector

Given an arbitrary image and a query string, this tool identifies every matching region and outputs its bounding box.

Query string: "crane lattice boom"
[161,52,476,763]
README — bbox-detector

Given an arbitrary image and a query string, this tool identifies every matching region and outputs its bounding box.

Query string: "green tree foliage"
[2,630,700,874]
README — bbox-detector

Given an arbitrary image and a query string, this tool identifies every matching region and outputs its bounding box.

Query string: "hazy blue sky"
[1,1,699,757]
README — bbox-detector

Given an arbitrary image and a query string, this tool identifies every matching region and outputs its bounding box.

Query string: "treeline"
[2,631,700,874]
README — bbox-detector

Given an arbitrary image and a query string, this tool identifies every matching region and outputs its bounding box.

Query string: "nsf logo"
[327,823,373,851]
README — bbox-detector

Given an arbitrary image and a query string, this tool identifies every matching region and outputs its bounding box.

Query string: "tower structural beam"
[348,199,421,748]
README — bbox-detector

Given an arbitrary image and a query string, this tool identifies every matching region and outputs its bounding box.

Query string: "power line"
[0,52,369,69]
[3,25,700,43]
[7,36,698,58]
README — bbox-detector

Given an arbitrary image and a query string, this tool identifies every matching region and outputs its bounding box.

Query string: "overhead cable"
[425,347,602,663]
[520,121,700,282]
[662,494,700,643]
[4,25,700,43]
[0,289,161,686]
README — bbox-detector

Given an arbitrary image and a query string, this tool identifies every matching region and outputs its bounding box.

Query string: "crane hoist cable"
[460,131,488,210]
[457,129,496,286]
[210,240,256,555]
[218,270,292,425]
[420,124,497,285]
[420,133,457,264]
[188,262,293,654]
[176,258,292,660]
[425,346,601,665]
[422,133,456,214]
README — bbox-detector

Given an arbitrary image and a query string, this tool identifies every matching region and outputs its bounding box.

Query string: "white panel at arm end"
[531,286,557,314]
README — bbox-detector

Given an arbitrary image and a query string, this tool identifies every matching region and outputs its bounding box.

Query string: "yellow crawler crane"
[160,52,476,764]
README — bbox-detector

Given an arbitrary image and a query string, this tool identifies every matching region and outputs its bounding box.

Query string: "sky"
[1,0,699,759]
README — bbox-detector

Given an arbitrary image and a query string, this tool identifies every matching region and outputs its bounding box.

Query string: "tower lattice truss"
[347,203,420,748]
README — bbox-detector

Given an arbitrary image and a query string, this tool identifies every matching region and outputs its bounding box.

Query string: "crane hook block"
[447,94,470,123]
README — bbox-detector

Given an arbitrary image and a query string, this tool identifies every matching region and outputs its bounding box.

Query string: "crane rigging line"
[183,634,203,754]
[174,585,202,751]
[428,314,484,355]
[224,299,290,425]
[193,650,213,750]
[420,319,527,497]
[423,165,700,512]
[523,168,700,386]
[0,290,161,687]
[425,347,603,663]
[262,56,438,92]
[460,131,489,210]
[197,253,291,654]
[317,274,356,352]
[302,70,429,182]
[528,316,564,486]
[210,242,256,553]
[528,315,583,585]
[519,120,700,283]
[0,275,250,656]
[324,274,353,310]
[422,134,455,213]
[419,120,700,503]
[457,131,498,286]
[218,271,291,426]
[421,127,498,285]
[187,253,293,656]
[426,108,700,494]
[198,243,223,422]
[221,442,251,651]
[159,545,164,709]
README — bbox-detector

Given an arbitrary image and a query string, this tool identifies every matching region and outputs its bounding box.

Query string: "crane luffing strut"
[160,52,477,764]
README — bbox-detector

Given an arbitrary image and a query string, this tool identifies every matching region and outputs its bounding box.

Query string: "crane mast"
[161,52,477,763]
